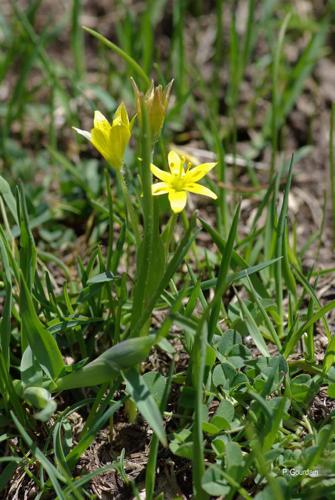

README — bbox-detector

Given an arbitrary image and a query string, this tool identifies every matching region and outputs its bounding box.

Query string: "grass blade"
[0,176,18,224]
[145,362,174,500]
[123,368,167,447]
[83,26,150,89]
[274,154,294,338]
[192,315,209,499]
[10,411,66,499]
[283,300,335,358]
[236,291,270,357]
[20,272,64,380]
[208,203,240,342]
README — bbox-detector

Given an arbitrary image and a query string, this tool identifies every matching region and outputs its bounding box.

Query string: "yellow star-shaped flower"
[151,151,217,213]
[73,102,133,170]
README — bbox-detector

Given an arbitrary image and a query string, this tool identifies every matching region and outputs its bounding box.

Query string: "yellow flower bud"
[73,102,134,169]
[131,78,173,142]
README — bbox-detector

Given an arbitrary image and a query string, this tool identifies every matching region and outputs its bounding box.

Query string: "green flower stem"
[162,213,178,253]
[104,169,114,269]
[130,102,154,336]
[103,169,117,339]
[116,169,141,245]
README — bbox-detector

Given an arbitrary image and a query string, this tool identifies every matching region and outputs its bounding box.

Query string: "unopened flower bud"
[131,78,173,142]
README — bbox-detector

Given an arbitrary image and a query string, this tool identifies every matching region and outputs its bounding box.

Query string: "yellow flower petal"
[75,105,132,169]
[185,162,217,183]
[168,150,182,175]
[91,128,113,164]
[109,123,131,169]
[150,163,172,183]
[73,127,91,141]
[113,102,129,126]
[171,146,198,165]
[168,190,187,213]
[186,182,217,199]
[152,182,169,195]
[94,111,111,132]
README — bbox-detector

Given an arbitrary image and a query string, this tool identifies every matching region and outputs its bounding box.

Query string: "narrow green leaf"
[11,2,72,117]
[263,397,288,451]
[270,12,291,174]
[0,176,18,223]
[123,368,167,447]
[145,362,174,500]
[227,258,281,286]
[208,204,240,342]
[305,419,335,470]
[16,184,36,291]
[282,221,296,294]
[283,300,335,358]
[280,24,328,126]
[20,273,64,380]
[246,277,282,350]
[63,464,117,495]
[330,102,335,246]
[86,271,118,285]
[66,401,122,469]
[275,154,294,337]
[10,411,66,499]
[293,265,331,339]
[0,281,11,371]
[83,26,150,88]
[192,315,210,499]
[237,293,270,357]
[200,216,269,298]
[324,335,335,374]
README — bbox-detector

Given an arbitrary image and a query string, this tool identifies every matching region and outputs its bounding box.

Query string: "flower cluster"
[74,82,217,213]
